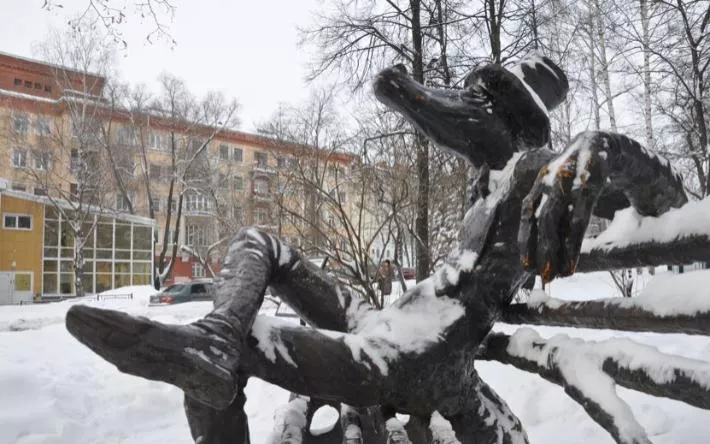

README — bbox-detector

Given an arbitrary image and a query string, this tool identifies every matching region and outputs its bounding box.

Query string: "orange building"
[0,51,355,296]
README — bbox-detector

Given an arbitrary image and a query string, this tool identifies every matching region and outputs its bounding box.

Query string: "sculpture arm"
[518,131,687,282]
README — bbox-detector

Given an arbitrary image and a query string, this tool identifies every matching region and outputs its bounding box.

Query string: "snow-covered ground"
[1,271,709,443]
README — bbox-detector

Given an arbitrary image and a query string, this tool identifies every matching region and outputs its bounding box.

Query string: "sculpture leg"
[66,228,279,409]
[184,375,250,444]
[445,374,528,444]
[65,227,383,419]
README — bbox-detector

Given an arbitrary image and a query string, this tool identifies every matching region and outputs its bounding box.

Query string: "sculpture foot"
[65,305,241,410]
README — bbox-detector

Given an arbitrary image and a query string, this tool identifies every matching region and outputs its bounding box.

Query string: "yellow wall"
[0,194,44,294]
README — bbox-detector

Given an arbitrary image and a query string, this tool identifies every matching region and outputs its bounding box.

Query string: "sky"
[0,0,325,131]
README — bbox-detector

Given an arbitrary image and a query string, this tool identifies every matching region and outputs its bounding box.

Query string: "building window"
[277,157,287,169]
[33,151,52,170]
[11,183,26,192]
[34,187,47,196]
[116,127,137,146]
[13,114,30,134]
[192,139,208,152]
[34,82,42,89]
[219,144,229,160]
[192,262,206,278]
[233,147,243,162]
[69,149,81,173]
[338,191,347,203]
[233,206,243,223]
[14,78,21,86]
[233,176,244,191]
[254,178,269,195]
[44,85,52,93]
[255,207,268,225]
[255,152,268,168]
[24,80,32,88]
[185,192,211,212]
[151,197,162,212]
[36,118,51,136]
[12,150,27,168]
[288,158,299,169]
[3,214,32,230]
[186,224,209,247]
[149,163,163,180]
[169,198,181,213]
[116,194,133,212]
[148,131,165,150]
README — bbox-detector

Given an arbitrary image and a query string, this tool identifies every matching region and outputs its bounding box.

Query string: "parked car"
[400,267,416,280]
[149,279,215,305]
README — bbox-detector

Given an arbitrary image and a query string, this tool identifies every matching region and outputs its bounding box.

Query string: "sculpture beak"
[373,65,514,169]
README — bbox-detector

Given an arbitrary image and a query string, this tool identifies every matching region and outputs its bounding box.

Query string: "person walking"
[378,260,393,307]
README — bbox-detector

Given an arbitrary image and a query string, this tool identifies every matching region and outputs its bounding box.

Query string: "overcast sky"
[0,0,324,131]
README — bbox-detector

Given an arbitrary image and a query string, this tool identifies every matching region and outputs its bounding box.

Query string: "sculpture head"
[373,56,568,170]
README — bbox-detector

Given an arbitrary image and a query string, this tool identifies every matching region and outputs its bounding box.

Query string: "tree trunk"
[639,0,654,149]
[588,32,601,130]
[486,0,503,63]
[411,0,430,281]
[74,244,85,297]
[592,0,617,131]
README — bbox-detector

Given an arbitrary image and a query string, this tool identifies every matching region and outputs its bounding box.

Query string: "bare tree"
[146,74,240,286]
[41,0,177,46]
[302,0,436,280]
[651,0,710,197]
[3,24,120,297]
[258,90,406,307]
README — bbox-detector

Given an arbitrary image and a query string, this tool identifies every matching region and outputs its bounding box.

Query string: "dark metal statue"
[65,56,707,444]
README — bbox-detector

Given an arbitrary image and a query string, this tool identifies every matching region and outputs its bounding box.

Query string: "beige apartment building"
[0,50,356,294]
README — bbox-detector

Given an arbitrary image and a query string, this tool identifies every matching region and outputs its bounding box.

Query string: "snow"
[542,132,590,187]
[527,270,710,317]
[251,316,299,367]
[0,87,59,104]
[267,397,308,444]
[506,58,550,117]
[309,405,339,436]
[507,328,651,444]
[2,272,710,443]
[582,197,710,252]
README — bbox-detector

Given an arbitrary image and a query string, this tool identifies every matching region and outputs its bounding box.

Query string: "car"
[400,267,416,280]
[149,279,215,305]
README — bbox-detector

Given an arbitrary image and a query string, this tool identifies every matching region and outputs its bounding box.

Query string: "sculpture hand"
[518,131,688,283]
[518,133,608,283]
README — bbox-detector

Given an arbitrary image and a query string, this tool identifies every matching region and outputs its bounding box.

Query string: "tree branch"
[479,329,710,412]
[501,289,710,335]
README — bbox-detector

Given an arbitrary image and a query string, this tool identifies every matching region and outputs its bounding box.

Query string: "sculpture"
[65,55,710,444]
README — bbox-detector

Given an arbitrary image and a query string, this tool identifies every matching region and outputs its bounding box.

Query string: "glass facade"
[42,207,154,295]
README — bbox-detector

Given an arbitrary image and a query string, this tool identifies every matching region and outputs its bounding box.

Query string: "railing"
[35,293,134,303]
[95,293,133,301]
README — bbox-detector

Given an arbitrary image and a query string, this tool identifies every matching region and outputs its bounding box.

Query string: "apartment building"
[0,50,356,297]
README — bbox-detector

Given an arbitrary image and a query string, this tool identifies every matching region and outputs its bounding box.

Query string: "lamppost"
[10,260,16,305]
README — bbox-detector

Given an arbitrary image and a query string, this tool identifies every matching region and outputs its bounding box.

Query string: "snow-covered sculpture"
[66,56,710,444]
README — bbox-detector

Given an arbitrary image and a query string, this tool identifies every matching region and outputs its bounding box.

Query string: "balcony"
[252,162,276,176]
[183,209,214,217]
[252,193,272,203]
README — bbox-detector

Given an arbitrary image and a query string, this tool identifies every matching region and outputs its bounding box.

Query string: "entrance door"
[0,273,11,305]
[12,272,33,304]
[0,272,33,305]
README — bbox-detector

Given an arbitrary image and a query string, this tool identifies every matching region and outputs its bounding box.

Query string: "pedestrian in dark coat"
[378,260,393,298]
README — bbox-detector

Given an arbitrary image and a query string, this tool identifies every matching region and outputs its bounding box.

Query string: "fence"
[95,293,133,301]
